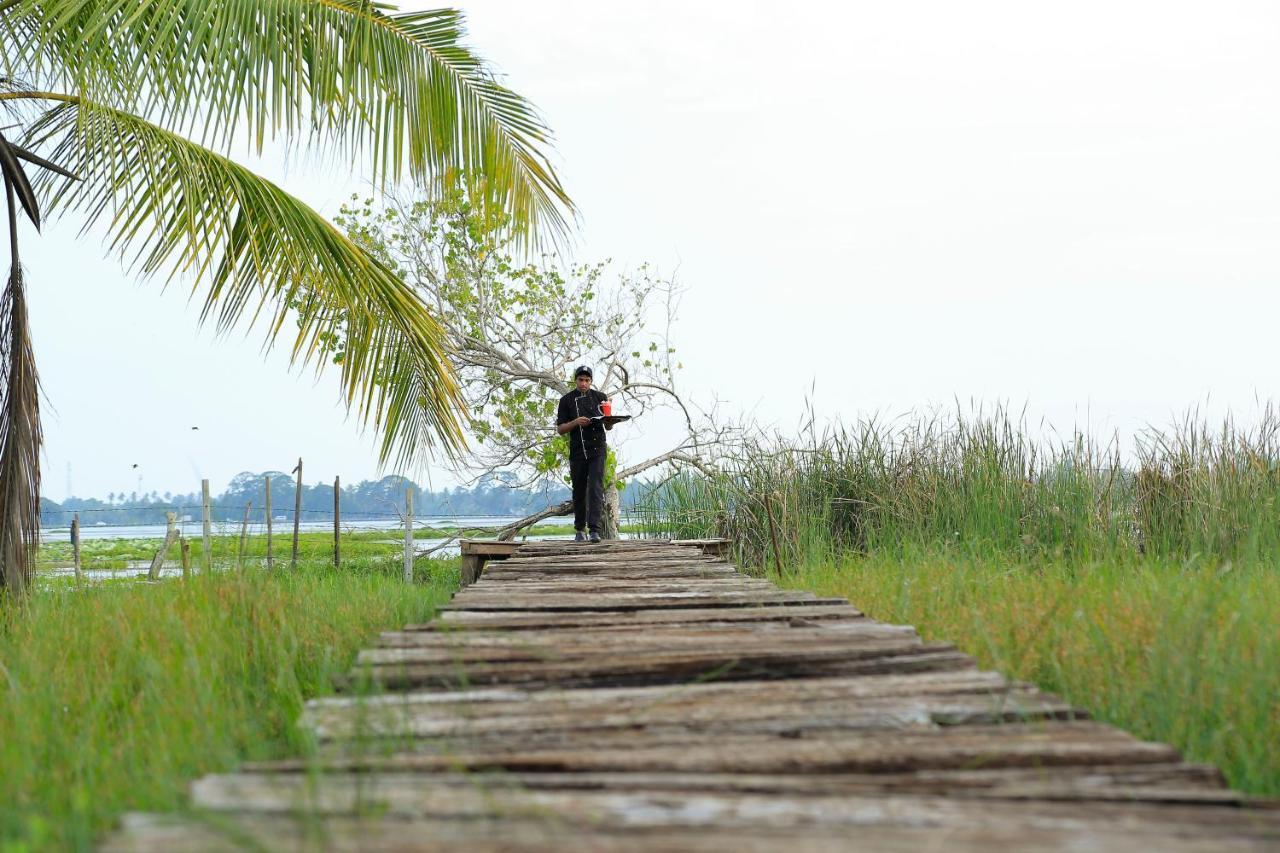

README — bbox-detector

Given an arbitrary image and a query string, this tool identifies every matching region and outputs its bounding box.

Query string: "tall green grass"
[637,405,1280,569]
[635,406,1280,795]
[0,557,457,850]
[780,550,1280,796]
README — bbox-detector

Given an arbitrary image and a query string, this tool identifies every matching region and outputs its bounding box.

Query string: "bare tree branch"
[496,499,572,541]
[335,188,741,538]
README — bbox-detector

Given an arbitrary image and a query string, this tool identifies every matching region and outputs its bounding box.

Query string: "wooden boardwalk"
[110,539,1280,851]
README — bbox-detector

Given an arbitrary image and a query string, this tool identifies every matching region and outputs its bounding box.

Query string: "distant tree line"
[38,472,591,528]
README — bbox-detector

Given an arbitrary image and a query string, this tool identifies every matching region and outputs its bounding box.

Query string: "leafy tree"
[339,190,735,538]
[0,2,571,594]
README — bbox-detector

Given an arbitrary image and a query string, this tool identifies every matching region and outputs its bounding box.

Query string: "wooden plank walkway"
[108,539,1280,851]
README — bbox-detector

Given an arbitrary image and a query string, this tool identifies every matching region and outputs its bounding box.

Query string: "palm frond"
[6,1,573,242]
[25,99,465,466]
[0,132,41,229]
[0,181,41,596]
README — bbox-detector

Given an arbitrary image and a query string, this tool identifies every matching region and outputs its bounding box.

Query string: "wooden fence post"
[333,475,341,568]
[291,458,302,569]
[264,475,273,571]
[403,486,414,583]
[201,478,212,572]
[71,513,81,584]
[180,536,191,580]
[148,512,179,580]
[237,502,252,572]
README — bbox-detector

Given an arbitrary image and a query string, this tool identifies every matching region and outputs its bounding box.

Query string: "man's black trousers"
[570,454,606,533]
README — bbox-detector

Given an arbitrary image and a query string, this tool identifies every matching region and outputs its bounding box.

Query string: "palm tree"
[0,2,572,594]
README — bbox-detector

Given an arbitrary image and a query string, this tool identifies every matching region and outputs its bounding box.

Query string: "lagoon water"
[37,515,639,580]
[40,515,573,542]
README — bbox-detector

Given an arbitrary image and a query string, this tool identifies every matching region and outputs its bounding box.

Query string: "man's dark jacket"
[556,388,609,460]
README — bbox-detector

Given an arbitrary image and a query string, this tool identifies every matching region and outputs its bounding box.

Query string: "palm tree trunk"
[0,182,42,596]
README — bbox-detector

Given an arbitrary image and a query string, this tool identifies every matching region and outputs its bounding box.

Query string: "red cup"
[601,400,612,417]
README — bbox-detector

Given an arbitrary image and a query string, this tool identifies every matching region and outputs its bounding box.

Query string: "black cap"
[574,365,593,378]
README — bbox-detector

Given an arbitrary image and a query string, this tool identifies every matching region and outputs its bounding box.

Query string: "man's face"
[575,375,592,392]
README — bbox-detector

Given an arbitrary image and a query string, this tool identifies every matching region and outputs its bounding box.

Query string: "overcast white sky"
[25,0,1280,501]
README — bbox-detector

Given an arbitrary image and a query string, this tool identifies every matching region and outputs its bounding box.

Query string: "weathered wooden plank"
[456,581,781,597]
[508,547,697,559]
[491,550,732,563]
[439,592,844,612]
[191,764,1241,803]
[460,584,773,596]
[491,548,732,560]
[463,572,773,585]
[516,541,716,549]
[349,641,974,691]
[499,548,727,560]
[459,540,521,557]
[309,685,1069,738]
[371,626,914,654]
[361,622,922,661]
[189,771,1262,823]
[484,567,738,578]
[309,715,1119,761]
[362,628,928,657]
[304,672,1026,740]
[486,558,734,570]
[414,602,866,632]
[250,722,1187,776]
[103,810,1280,853]
[483,566,739,580]
[515,538,693,548]
[485,763,1232,801]
[183,775,1280,840]
[482,568,741,578]
[304,688,1078,744]
[310,670,1018,713]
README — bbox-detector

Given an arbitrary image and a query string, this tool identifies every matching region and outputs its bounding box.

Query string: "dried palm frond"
[0,178,41,596]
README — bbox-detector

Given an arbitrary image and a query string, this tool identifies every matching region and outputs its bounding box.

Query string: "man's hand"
[557,416,592,435]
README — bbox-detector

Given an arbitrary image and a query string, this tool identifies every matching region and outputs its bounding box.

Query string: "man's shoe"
[588,531,601,543]
[574,530,587,542]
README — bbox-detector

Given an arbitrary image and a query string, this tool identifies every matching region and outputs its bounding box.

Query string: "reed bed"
[637,405,1280,570]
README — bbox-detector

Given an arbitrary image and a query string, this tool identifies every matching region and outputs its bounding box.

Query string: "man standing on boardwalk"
[556,366,612,542]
